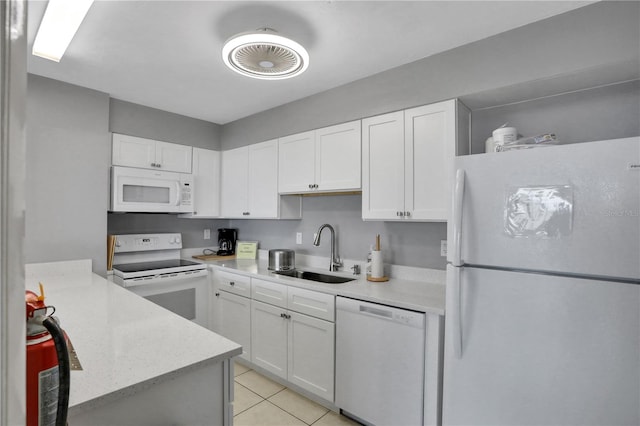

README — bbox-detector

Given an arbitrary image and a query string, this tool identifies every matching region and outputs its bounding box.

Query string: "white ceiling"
[27,1,593,124]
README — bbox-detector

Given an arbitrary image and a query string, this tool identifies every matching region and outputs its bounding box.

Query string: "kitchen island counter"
[201,257,445,315]
[25,259,241,425]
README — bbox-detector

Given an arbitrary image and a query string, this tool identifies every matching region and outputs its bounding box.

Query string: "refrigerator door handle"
[447,264,463,358]
[451,169,465,267]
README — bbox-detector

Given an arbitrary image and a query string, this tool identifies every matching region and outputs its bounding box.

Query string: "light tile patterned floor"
[233,361,361,426]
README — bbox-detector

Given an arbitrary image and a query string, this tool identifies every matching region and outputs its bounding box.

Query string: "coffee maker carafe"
[217,228,237,256]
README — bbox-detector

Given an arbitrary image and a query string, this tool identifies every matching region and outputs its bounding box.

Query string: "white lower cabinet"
[217,291,251,362]
[251,300,288,377]
[212,271,336,401]
[250,278,335,402]
[212,271,252,362]
[287,311,335,401]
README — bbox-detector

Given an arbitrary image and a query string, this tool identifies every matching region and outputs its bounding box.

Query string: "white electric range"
[112,233,209,327]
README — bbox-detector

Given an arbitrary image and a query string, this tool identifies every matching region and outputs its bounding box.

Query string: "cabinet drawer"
[287,287,335,322]
[251,278,287,309]
[215,270,251,297]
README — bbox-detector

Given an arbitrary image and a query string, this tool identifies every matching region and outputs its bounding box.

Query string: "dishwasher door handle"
[359,305,393,319]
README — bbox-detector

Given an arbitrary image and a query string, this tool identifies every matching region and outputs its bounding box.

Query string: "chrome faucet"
[313,224,342,271]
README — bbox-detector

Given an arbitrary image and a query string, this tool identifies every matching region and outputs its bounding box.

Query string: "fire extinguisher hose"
[42,317,70,426]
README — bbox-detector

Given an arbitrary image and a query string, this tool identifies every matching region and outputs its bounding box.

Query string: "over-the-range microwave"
[110,166,194,213]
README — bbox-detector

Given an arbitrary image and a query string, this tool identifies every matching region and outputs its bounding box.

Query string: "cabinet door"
[362,111,405,220]
[155,140,193,173]
[251,300,288,379]
[112,133,156,169]
[190,148,220,217]
[315,121,361,192]
[218,291,251,362]
[278,131,315,193]
[220,146,249,218]
[405,100,455,221]
[248,140,279,218]
[288,311,335,401]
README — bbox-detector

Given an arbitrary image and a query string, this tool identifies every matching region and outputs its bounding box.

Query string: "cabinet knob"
[229,281,235,286]
[215,292,220,297]
[314,184,319,189]
[308,184,313,189]
[405,211,411,217]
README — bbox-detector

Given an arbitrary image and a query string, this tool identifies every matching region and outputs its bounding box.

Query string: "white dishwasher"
[335,296,426,426]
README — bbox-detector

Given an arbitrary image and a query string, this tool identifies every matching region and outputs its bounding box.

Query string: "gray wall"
[221,1,640,149]
[230,195,447,269]
[108,213,229,249]
[26,75,110,274]
[470,80,640,153]
[109,98,222,150]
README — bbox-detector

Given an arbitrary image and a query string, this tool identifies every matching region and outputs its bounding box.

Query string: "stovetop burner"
[113,259,203,274]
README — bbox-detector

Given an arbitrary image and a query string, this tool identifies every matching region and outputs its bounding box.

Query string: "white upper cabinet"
[221,140,301,219]
[278,131,315,193]
[248,140,280,218]
[278,121,361,194]
[361,111,405,220]
[112,133,192,173]
[221,145,250,218]
[362,99,469,221]
[181,147,220,218]
[315,121,362,192]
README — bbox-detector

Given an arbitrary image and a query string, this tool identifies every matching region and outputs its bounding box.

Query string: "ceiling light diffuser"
[32,0,95,62]
[222,29,309,80]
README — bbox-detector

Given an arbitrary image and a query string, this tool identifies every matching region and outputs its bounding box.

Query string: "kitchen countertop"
[202,257,445,315]
[25,259,242,416]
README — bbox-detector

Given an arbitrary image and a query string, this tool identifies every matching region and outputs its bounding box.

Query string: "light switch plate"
[204,229,211,240]
[296,232,303,245]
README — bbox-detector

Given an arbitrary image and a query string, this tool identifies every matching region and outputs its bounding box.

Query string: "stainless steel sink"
[274,269,355,284]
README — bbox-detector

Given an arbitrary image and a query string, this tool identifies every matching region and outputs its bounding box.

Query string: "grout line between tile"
[233,382,266,418]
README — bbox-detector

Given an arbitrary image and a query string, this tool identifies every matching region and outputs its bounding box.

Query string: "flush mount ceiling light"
[32,0,95,62]
[222,28,309,80]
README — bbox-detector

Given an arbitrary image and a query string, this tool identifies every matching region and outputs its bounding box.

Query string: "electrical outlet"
[203,229,211,240]
[296,232,303,245]
[440,240,447,257]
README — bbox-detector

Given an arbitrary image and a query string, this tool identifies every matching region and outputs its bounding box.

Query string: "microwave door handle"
[175,182,181,206]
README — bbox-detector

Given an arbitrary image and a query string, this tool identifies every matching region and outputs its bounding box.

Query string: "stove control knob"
[175,236,181,244]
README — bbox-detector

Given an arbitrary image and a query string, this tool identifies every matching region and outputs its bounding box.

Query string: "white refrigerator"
[443,137,640,425]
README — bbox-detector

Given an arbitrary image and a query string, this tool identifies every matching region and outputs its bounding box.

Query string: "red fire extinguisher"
[26,284,70,426]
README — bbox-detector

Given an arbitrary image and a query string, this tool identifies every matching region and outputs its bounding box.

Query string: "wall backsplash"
[107,213,230,250]
[107,194,447,270]
[232,195,447,270]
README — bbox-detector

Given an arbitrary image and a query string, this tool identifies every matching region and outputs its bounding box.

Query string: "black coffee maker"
[217,228,237,256]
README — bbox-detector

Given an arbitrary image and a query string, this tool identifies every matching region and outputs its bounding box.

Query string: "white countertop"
[201,257,445,315]
[25,260,242,416]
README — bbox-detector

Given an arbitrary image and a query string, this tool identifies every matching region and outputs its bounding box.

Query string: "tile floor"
[233,361,361,426]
